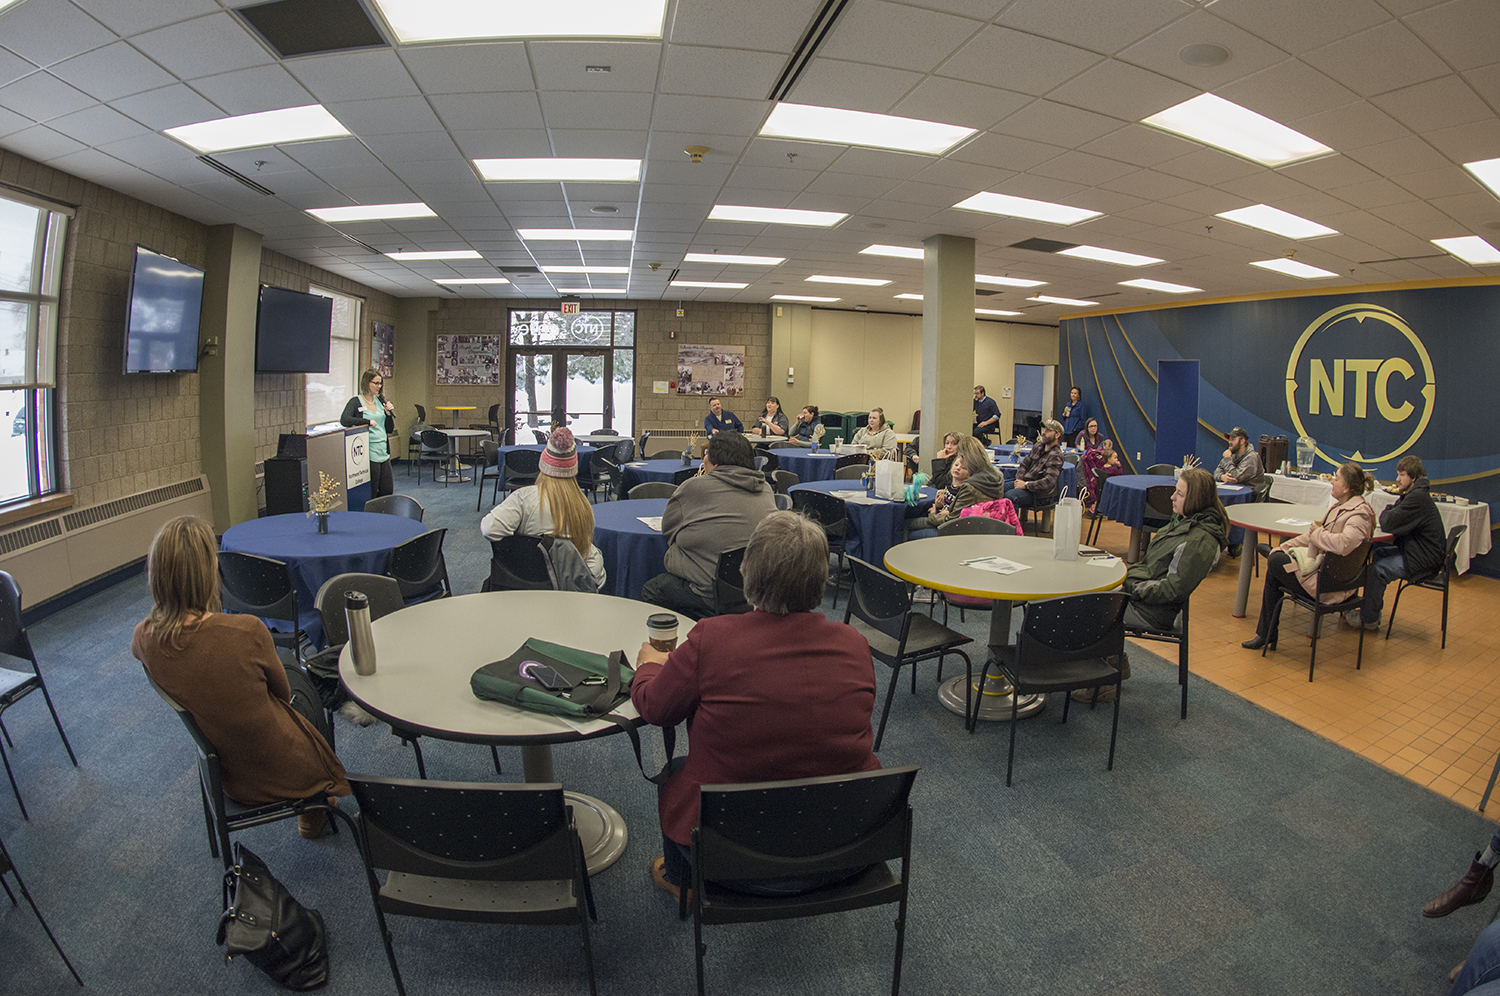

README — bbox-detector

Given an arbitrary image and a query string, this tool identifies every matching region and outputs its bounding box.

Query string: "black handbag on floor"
[218,843,329,991]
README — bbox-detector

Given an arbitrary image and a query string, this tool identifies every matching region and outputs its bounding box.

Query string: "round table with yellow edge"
[884,535,1126,722]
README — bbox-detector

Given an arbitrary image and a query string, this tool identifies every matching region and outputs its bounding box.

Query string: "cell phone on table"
[519,661,572,691]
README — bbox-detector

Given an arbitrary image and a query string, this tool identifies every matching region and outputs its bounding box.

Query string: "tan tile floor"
[1081,515,1500,816]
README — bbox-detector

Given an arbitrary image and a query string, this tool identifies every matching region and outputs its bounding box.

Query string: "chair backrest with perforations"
[0,570,34,664]
[672,467,697,485]
[364,493,424,521]
[1146,464,1176,476]
[790,488,848,540]
[315,573,405,646]
[713,547,750,615]
[845,557,912,645]
[1017,592,1128,668]
[218,551,297,621]
[487,536,555,591]
[504,448,541,477]
[1318,540,1370,594]
[1144,485,1175,517]
[938,516,1016,537]
[388,529,448,598]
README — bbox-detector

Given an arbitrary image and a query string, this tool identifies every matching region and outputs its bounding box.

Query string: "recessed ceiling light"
[1142,93,1332,167]
[894,293,923,300]
[370,0,667,42]
[771,294,840,302]
[759,102,977,156]
[671,280,749,289]
[473,158,642,182]
[1179,43,1231,67]
[709,205,847,227]
[555,287,628,294]
[975,308,1023,316]
[1431,236,1500,265]
[682,252,785,265]
[433,277,510,285]
[975,274,1046,288]
[1249,258,1337,279]
[518,229,634,241]
[1215,204,1337,239]
[1463,157,1500,199]
[1058,245,1163,267]
[386,250,483,260]
[952,192,1101,226]
[1029,295,1099,307]
[862,244,924,260]
[165,104,349,153]
[308,202,437,222]
[1121,278,1202,294]
[541,265,630,274]
[806,275,892,287]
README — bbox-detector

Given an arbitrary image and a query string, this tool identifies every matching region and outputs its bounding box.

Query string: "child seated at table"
[1080,444,1123,515]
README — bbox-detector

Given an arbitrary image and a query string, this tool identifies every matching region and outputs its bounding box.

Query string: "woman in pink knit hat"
[480,427,605,588]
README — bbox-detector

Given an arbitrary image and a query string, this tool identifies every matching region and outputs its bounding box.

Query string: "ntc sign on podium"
[307,423,371,511]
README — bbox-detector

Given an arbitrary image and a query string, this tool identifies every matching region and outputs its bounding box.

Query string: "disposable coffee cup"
[647,612,679,653]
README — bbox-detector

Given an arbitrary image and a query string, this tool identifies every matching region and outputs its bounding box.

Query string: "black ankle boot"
[1424,854,1496,918]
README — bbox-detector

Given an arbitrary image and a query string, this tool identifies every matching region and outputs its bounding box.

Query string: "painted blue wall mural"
[1061,282,1499,576]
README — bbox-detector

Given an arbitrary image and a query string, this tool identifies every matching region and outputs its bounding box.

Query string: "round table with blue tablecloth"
[787,479,936,567]
[774,449,841,483]
[621,458,702,491]
[219,511,428,646]
[590,498,670,600]
[1098,474,1253,562]
[989,444,1083,460]
[992,461,1077,500]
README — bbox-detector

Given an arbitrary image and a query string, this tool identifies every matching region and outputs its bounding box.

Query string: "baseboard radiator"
[0,476,213,605]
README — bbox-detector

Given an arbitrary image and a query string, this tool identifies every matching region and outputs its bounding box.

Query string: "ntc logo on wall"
[1284,303,1435,468]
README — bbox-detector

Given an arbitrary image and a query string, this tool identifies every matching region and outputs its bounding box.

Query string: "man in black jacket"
[1352,454,1446,630]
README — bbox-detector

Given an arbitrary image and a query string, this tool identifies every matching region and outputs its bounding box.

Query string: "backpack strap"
[571,650,676,785]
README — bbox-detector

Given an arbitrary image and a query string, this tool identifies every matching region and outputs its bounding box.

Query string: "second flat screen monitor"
[256,286,332,373]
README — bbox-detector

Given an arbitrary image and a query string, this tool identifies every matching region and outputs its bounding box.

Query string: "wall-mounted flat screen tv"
[255,286,332,373]
[123,245,206,374]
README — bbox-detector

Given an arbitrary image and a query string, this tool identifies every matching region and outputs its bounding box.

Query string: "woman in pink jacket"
[1242,462,1376,650]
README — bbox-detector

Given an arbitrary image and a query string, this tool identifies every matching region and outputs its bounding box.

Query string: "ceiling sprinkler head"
[684,146,709,163]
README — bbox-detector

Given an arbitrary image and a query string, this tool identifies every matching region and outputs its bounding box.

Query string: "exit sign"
[560,300,580,315]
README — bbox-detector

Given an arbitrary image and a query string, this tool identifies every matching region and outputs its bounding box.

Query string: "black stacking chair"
[314,573,404,647]
[582,451,616,503]
[834,452,867,473]
[405,423,428,474]
[482,536,556,592]
[364,493,424,521]
[218,550,307,663]
[0,571,76,820]
[834,464,866,480]
[1262,540,1371,681]
[991,591,1129,786]
[348,776,597,996]
[772,469,799,494]
[790,489,851,608]
[756,450,780,476]
[0,834,82,986]
[503,448,541,495]
[774,493,792,510]
[933,517,1015,625]
[1384,524,1466,649]
[416,429,449,485]
[387,529,451,601]
[689,766,919,996]
[711,547,750,616]
[1124,600,1193,719]
[628,482,677,500]
[474,440,503,511]
[613,438,636,465]
[414,404,427,423]
[672,466,697,485]
[1139,484,1174,548]
[647,448,683,460]
[468,403,501,439]
[1084,466,1109,546]
[844,557,972,751]
[1146,463,1176,476]
[532,429,549,444]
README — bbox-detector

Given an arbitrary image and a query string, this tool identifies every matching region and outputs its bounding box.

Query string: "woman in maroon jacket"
[632,511,880,900]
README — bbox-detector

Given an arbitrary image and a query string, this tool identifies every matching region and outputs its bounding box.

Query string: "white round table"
[435,426,490,482]
[1225,502,1392,617]
[885,535,1125,722]
[340,590,667,873]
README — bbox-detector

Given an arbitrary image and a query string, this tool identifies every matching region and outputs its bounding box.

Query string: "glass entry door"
[509,349,615,439]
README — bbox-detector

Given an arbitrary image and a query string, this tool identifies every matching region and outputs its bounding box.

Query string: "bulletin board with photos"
[435,334,500,386]
[676,344,744,396]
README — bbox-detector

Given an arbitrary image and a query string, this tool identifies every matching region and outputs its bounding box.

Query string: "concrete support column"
[920,234,976,471]
[770,302,813,417]
[198,224,262,532]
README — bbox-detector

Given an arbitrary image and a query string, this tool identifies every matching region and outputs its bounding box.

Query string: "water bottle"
[346,591,377,676]
[681,444,691,466]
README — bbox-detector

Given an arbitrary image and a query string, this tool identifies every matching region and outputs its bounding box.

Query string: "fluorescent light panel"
[1216,204,1337,239]
[1463,157,1500,199]
[1029,295,1099,307]
[952,192,1101,225]
[1431,236,1500,265]
[473,158,641,182]
[1057,245,1163,267]
[1249,258,1337,279]
[861,244,924,260]
[434,277,509,285]
[165,104,348,153]
[894,293,923,300]
[771,294,839,302]
[542,266,629,274]
[556,287,627,294]
[1142,93,1332,167]
[975,308,1022,316]
[386,250,482,260]
[759,102,976,156]
[1120,278,1202,294]
[371,0,667,42]
[807,275,891,287]
[518,229,634,241]
[708,205,847,227]
[308,202,436,222]
[671,280,749,289]
[683,252,785,265]
[976,274,1046,288]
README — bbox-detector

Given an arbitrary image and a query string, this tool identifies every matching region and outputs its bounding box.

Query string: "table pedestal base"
[938,674,1046,723]
[523,745,628,874]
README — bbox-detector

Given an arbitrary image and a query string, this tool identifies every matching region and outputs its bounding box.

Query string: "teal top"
[357,396,388,463]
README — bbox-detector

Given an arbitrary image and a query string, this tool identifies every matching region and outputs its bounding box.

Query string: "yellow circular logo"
[1283,303,1435,465]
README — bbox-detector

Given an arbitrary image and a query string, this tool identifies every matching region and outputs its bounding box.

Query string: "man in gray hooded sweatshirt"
[642,431,776,619]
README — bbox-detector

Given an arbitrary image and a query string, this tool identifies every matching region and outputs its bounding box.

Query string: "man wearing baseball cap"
[1007,418,1065,514]
[1215,427,1268,557]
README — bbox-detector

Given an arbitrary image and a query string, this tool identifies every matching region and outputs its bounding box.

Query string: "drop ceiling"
[2,0,1497,321]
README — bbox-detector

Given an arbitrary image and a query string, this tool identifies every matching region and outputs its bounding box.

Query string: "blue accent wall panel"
[1155,360,1199,467]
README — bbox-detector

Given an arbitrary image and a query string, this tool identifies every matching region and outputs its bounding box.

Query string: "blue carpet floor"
[0,469,1494,995]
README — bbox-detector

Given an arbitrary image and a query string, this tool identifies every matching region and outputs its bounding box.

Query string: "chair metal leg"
[2,853,83,986]
[873,666,902,751]
[1308,609,1320,682]
[1384,581,1408,641]
[1107,681,1121,771]
[1179,641,1189,720]
[1480,748,1500,812]
[1441,577,1451,649]
[0,737,26,820]
[491,745,502,775]
[1005,685,1020,786]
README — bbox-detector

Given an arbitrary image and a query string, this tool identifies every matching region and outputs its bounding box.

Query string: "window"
[0,190,68,505]
[508,310,634,437]
[305,285,361,425]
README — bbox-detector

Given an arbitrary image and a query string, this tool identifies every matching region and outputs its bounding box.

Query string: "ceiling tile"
[948,132,1068,172]
[528,41,662,93]
[1077,124,1201,168]
[820,0,983,73]
[50,41,176,102]
[1217,59,1360,123]
[549,129,650,157]
[1464,62,1500,108]
[936,25,1101,96]
[0,125,86,161]
[430,92,543,132]
[787,58,923,113]
[46,103,148,145]
[1210,0,1394,55]
[1393,165,1486,199]
[1301,22,1449,98]
[97,130,195,166]
[1371,74,1493,134]
[659,45,785,100]
[1099,168,1200,200]
[131,13,272,81]
[113,82,232,130]
[1116,10,1290,90]
[0,0,117,68]
[538,90,654,131]
[996,0,1186,56]
[1343,135,1450,178]
[400,42,534,93]
[325,95,446,137]
[1371,197,1459,231]
[450,128,554,159]
[1291,100,1410,150]
[1325,177,1419,208]
[995,100,1119,147]
[1421,118,1500,163]
[1213,169,1317,204]
[190,64,315,116]
[1155,147,1266,185]
[649,95,769,137]
[1029,151,1139,186]
[1046,60,1196,122]
[1428,190,1500,227]
[1277,155,1382,190]
[1114,202,1202,226]
[911,158,1014,192]
[828,147,934,180]
[888,77,1028,131]
[0,72,95,122]
[668,0,810,52]
[0,105,35,138]
[71,0,219,37]
[1404,0,1500,72]
[286,49,421,104]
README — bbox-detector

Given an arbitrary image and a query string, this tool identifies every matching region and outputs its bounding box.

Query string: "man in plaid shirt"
[1007,418,1065,514]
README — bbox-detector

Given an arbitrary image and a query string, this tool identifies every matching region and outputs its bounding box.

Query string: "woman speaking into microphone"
[340,369,396,498]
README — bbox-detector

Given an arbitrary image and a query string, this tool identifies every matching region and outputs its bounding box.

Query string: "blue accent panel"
[1014,364,1044,411]
[347,480,370,512]
[1156,360,1199,467]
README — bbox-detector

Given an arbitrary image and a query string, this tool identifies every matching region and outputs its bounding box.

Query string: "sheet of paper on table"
[1086,555,1121,567]
[1216,484,1241,491]
[627,462,646,467]
[829,490,889,505]
[636,517,663,531]
[961,556,1032,575]
[1275,517,1312,526]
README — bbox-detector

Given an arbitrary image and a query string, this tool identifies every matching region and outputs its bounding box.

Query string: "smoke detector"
[684,145,709,163]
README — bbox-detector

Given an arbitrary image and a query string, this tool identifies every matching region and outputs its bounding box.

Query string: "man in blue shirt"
[1062,386,1090,439]
[972,385,1001,442]
[703,397,743,436]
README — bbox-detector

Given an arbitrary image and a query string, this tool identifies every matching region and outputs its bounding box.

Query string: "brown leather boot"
[1423,854,1495,917]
